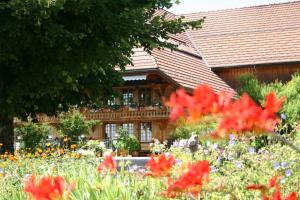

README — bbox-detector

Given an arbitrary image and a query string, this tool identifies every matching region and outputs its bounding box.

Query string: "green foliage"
[114,128,140,154]
[238,73,300,124]
[126,135,141,154]
[171,120,217,139]
[0,0,203,120]
[58,109,98,141]
[14,119,50,149]
[1,136,300,199]
[238,74,263,104]
[279,74,300,124]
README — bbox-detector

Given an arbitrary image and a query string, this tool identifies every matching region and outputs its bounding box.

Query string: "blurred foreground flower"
[247,176,297,200]
[97,155,117,174]
[145,154,176,177]
[166,84,285,138]
[24,174,75,200]
[162,160,210,198]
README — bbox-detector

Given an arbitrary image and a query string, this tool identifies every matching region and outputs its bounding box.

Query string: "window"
[107,97,116,106]
[105,124,117,139]
[139,88,151,106]
[140,122,152,142]
[122,123,134,135]
[122,89,134,106]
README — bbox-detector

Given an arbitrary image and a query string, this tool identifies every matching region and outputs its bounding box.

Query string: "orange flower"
[24,174,75,200]
[166,84,284,138]
[145,154,176,177]
[247,176,298,200]
[163,160,210,198]
[97,155,117,173]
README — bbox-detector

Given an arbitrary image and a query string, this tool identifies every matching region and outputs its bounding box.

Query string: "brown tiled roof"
[182,1,300,68]
[126,48,235,94]
[124,9,235,94]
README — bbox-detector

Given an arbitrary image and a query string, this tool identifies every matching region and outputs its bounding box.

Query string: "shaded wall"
[214,62,300,89]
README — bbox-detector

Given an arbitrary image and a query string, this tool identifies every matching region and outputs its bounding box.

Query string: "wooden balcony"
[36,107,170,123]
[85,107,170,122]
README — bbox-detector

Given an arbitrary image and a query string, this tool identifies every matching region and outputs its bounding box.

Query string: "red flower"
[97,155,117,173]
[24,174,75,200]
[247,176,298,200]
[166,84,284,138]
[163,160,210,198]
[145,154,176,177]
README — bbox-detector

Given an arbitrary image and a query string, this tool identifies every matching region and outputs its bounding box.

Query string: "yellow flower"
[42,153,47,158]
[60,149,65,155]
[9,155,14,161]
[46,143,51,147]
[70,144,77,150]
[37,148,43,154]
[75,153,81,159]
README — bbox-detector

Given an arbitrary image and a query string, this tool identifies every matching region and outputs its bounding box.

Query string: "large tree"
[0,0,202,151]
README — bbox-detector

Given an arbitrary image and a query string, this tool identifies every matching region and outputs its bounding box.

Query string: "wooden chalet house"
[38,2,300,151]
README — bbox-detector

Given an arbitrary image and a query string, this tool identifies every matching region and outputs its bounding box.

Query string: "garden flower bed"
[0,84,299,199]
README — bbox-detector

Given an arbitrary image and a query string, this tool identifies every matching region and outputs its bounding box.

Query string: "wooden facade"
[38,72,177,151]
[213,62,300,89]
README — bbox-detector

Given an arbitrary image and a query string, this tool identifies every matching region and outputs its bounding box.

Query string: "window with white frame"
[122,123,134,135]
[122,89,134,106]
[105,124,117,139]
[140,122,152,142]
[107,97,116,106]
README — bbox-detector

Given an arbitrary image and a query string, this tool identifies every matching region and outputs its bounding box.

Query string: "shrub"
[238,74,263,104]
[14,119,50,150]
[238,73,300,125]
[58,108,99,141]
[114,128,140,154]
[171,119,217,139]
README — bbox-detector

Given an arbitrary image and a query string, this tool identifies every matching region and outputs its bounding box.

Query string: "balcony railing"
[85,107,170,121]
[36,107,170,123]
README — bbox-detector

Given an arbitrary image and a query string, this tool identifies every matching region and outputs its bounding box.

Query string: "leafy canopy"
[0,0,203,120]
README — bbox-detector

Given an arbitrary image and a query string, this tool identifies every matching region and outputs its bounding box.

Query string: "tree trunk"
[0,117,14,153]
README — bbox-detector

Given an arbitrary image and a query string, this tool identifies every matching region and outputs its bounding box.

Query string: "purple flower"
[24,174,31,180]
[273,162,280,171]
[235,162,242,168]
[204,149,209,155]
[229,134,235,141]
[248,147,255,154]
[285,169,292,177]
[211,166,217,173]
[228,140,236,146]
[280,113,287,120]
[172,141,179,148]
[213,143,219,150]
[281,162,288,168]
[176,159,182,165]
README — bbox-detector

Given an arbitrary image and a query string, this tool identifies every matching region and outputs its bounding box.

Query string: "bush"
[14,119,50,150]
[238,74,263,104]
[238,73,300,125]
[114,128,140,154]
[171,119,217,139]
[58,108,99,141]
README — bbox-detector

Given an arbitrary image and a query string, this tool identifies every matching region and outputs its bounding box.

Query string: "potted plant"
[127,135,141,156]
